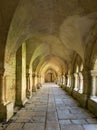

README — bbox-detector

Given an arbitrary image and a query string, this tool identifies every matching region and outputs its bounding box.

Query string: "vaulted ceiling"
[1,0,97,74]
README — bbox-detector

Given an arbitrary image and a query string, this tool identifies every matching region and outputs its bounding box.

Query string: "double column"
[91,70,97,97]
[37,75,42,89]
[26,72,32,98]
[74,73,79,91]
[78,72,84,93]
[0,69,5,104]
[32,72,37,92]
[0,69,13,121]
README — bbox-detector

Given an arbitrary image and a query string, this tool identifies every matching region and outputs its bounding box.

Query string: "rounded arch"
[36,55,67,75]
[44,68,57,83]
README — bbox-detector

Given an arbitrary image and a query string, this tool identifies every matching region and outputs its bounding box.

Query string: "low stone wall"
[88,99,97,116]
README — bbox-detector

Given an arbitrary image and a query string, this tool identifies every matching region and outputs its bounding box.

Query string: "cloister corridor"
[1,1,97,130]
[0,83,97,130]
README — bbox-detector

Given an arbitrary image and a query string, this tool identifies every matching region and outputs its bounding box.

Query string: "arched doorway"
[45,69,57,83]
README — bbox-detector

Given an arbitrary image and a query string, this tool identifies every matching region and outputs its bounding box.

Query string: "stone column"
[67,74,71,87]
[0,69,13,121]
[78,72,84,94]
[70,74,74,92]
[90,70,97,97]
[74,73,79,91]
[61,75,65,89]
[80,70,91,108]
[37,75,42,89]
[0,69,5,104]
[91,76,96,97]
[26,72,32,98]
[32,72,37,92]
[82,70,91,96]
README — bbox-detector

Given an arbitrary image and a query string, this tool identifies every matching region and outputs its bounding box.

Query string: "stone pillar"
[26,72,32,98]
[67,74,70,87]
[74,73,79,91]
[91,76,96,97]
[32,72,37,92]
[16,43,27,106]
[0,69,13,121]
[37,75,42,89]
[83,71,91,96]
[90,70,97,97]
[60,75,64,88]
[0,70,5,103]
[81,70,91,107]
[78,72,84,94]
[70,74,74,91]
[61,75,65,89]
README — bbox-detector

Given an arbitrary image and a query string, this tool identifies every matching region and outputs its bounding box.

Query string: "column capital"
[74,73,78,77]
[78,72,83,79]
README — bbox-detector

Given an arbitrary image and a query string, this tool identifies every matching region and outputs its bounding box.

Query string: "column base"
[61,85,65,90]
[0,102,14,122]
[32,87,37,92]
[26,90,32,99]
[15,98,27,107]
[37,83,42,89]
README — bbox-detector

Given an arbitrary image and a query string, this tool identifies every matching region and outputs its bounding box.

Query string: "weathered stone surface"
[46,122,60,130]
[5,123,24,130]
[1,84,97,130]
[30,116,45,123]
[83,124,97,130]
[23,123,44,130]
[59,120,72,125]
[71,119,87,124]
[60,125,84,130]
[47,111,58,121]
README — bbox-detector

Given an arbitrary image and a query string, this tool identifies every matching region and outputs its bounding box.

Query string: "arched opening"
[45,69,57,83]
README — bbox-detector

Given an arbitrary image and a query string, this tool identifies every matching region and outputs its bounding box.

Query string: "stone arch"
[44,68,57,83]
[85,23,97,70]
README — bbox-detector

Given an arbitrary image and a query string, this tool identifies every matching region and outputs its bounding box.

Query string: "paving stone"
[48,103,56,111]
[23,123,44,130]
[47,111,58,121]
[60,124,84,130]
[59,120,72,125]
[2,83,97,130]
[15,118,30,123]
[31,112,46,116]
[46,122,60,130]
[0,124,4,130]
[30,116,45,123]
[71,119,87,124]
[5,123,24,130]
[57,111,76,120]
[70,108,85,114]
[83,124,97,130]
[57,106,70,110]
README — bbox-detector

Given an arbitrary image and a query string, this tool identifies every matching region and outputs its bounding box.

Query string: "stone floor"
[0,83,97,130]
